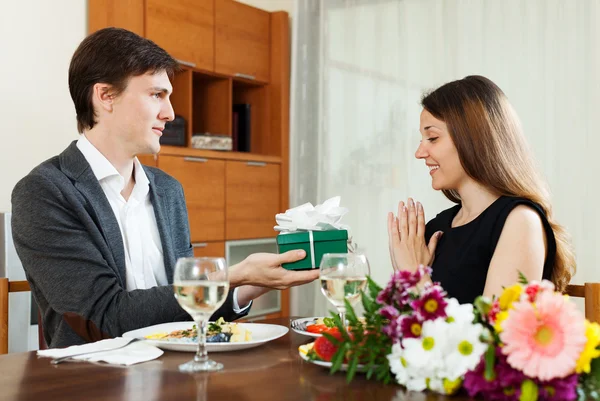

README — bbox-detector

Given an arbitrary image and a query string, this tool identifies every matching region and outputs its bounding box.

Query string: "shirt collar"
[76,134,149,194]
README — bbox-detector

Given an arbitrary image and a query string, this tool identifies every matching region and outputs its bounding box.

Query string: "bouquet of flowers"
[316,266,600,401]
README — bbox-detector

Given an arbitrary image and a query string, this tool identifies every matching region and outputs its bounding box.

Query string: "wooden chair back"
[0,278,32,354]
[565,283,600,324]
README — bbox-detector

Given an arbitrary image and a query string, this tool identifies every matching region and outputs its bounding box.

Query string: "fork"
[290,318,315,332]
[50,338,144,365]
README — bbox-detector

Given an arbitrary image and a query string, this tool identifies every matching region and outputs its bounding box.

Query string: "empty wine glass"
[173,257,229,372]
[319,253,370,326]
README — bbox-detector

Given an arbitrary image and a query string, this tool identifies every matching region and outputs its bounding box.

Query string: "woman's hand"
[387,198,443,272]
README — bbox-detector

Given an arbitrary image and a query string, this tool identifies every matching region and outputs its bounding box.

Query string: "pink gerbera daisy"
[500,291,587,381]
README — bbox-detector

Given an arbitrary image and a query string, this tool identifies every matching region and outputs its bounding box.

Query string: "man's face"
[110,71,174,155]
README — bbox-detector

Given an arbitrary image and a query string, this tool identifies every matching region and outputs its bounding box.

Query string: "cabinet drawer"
[158,155,225,242]
[192,241,225,258]
[225,161,280,240]
[215,0,270,83]
[146,0,214,71]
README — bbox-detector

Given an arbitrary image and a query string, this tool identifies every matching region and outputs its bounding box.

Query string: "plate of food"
[298,341,367,372]
[123,318,289,352]
[290,317,334,338]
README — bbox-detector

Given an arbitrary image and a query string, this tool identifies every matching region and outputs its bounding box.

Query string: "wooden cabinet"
[158,156,225,242]
[88,0,145,35]
[192,241,225,258]
[137,154,157,167]
[225,161,280,240]
[215,0,271,83]
[146,0,215,71]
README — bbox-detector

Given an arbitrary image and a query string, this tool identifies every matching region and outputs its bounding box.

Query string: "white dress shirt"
[76,135,249,312]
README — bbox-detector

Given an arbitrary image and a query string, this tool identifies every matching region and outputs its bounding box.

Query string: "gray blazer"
[11,142,246,348]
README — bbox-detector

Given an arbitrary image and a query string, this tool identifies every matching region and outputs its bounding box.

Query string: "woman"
[387,75,575,304]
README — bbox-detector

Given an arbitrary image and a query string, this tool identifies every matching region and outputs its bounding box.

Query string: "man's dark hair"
[68,27,179,133]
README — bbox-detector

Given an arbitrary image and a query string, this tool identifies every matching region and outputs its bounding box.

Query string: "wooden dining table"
[0,317,471,401]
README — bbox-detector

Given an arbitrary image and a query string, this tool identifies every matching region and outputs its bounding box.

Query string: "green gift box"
[276,230,348,270]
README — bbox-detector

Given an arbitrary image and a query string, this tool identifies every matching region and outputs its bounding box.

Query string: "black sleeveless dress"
[424,196,556,304]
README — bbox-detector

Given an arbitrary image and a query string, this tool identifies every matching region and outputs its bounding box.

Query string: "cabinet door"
[137,154,157,167]
[192,241,225,258]
[225,161,280,240]
[146,0,214,71]
[88,0,144,35]
[158,155,225,242]
[215,0,270,83]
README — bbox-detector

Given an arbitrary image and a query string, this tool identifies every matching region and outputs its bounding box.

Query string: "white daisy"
[387,343,409,386]
[442,321,489,380]
[445,297,475,326]
[402,318,448,378]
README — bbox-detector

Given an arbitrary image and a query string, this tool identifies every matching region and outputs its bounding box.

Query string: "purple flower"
[379,305,400,320]
[376,278,395,306]
[410,285,447,321]
[464,347,526,401]
[537,374,579,401]
[382,316,402,343]
[399,314,423,339]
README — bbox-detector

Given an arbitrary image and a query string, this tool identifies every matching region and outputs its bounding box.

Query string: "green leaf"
[518,271,529,285]
[473,296,492,319]
[346,354,359,383]
[367,276,383,300]
[591,356,600,383]
[344,298,359,325]
[484,345,496,381]
[519,379,538,401]
[362,290,375,314]
[330,343,347,374]
[323,317,335,328]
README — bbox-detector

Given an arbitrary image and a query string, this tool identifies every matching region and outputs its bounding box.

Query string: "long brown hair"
[421,75,575,291]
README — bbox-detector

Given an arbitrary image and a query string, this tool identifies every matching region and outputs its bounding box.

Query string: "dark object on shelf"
[160,115,186,146]
[233,104,251,152]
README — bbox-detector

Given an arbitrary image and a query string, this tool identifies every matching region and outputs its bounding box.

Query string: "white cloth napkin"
[274,196,349,232]
[37,337,163,366]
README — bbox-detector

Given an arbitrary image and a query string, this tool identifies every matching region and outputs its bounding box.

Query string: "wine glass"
[319,253,370,326]
[173,257,229,372]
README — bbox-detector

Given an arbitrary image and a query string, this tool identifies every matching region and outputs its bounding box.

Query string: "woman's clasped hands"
[387,198,443,272]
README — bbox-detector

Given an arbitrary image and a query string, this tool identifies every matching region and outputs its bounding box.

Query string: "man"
[11,28,318,348]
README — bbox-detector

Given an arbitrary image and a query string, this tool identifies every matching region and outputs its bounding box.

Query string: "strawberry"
[313,328,343,362]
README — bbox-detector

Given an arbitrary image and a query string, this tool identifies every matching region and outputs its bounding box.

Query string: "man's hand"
[229,250,320,290]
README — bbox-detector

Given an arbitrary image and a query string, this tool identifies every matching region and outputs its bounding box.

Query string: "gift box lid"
[276,229,348,245]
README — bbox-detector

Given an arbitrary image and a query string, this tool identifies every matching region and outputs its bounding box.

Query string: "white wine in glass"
[319,253,370,326]
[173,257,229,372]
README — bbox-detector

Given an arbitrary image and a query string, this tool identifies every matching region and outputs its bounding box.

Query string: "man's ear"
[92,83,116,112]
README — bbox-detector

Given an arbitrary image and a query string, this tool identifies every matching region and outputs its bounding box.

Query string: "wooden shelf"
[158,146,281,163]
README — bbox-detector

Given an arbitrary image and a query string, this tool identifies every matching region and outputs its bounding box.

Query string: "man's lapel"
[59,141,127,286]
[144,167,177,283]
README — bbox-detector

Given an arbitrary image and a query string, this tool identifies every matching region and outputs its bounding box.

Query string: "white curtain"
[290,0,600,317]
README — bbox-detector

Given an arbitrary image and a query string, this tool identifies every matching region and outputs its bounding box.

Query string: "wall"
[0,1,87,212]
[237,0,294,14]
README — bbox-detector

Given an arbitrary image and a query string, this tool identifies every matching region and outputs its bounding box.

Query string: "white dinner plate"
[123,322,289,352]
[290,317,327,338]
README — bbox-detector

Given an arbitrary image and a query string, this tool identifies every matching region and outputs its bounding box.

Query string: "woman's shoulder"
[489,196,552,241]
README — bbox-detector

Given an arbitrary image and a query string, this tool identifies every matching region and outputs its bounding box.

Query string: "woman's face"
[415,109,467,191]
